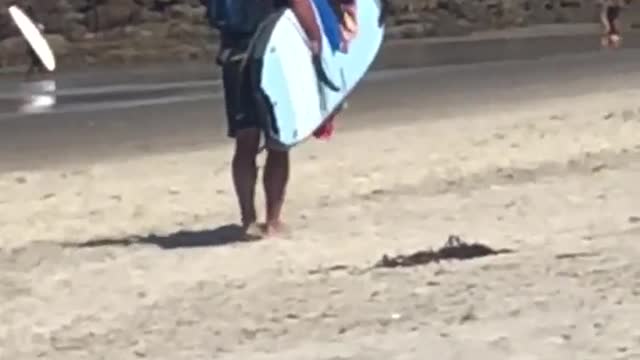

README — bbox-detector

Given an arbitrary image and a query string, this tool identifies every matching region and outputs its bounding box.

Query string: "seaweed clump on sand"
[374,235,514,269]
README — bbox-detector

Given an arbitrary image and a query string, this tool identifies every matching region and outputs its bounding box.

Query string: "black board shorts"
[221,51,262,138]
[219,11,285,144]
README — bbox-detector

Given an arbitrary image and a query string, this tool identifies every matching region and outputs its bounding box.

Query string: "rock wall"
[385,0,602,39]
[0,0,638,68]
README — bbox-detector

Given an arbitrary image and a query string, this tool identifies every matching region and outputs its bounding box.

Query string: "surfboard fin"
[312,54,340,92]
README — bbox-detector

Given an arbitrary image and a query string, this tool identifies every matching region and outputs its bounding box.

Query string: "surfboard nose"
[8,4,57,72]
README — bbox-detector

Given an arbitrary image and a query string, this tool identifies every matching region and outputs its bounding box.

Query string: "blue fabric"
[206,0,268,34]
[311,0,342,53]
[204,0,220,29]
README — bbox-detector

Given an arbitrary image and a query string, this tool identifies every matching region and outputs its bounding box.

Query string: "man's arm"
[287,0,340,91]
[288,0,322,54]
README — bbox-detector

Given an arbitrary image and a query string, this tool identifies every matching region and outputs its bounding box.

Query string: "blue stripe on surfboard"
[311,0,341,53]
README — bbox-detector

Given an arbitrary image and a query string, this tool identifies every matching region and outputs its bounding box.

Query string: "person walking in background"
[23,4,47,79]
[599,0,626,49]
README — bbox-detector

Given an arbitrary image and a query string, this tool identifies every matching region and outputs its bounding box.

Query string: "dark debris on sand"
[374,235,514,269]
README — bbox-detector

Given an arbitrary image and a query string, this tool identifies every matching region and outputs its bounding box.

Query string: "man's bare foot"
[611,35,622,48]
[261,221,289,237]
[241,222,264,240]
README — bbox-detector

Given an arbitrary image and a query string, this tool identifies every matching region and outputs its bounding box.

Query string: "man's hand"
[309,40,321,55]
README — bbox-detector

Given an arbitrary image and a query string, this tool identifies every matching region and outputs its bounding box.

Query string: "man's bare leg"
[232,128,261,231]
[263,148,290,234]
[611,19,622,48]
[600,7,611,48]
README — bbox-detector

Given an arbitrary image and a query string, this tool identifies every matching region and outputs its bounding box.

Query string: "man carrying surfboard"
[23,5,47,79]
[205,0,332,236]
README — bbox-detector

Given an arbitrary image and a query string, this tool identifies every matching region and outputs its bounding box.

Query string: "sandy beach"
[2,68,640,358]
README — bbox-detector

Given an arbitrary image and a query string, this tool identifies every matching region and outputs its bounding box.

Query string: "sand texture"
[2,88,640,359]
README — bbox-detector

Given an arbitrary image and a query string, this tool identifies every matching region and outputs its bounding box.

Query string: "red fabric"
[313,103,346,140]
[313,116,335,140]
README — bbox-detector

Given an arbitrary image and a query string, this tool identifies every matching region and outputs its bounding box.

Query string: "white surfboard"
[8,5,56,71]
[249,0,385,149]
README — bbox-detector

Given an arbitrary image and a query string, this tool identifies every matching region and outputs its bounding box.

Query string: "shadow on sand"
[61,224,261,250]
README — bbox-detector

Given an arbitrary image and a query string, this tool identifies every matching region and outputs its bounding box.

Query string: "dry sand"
[2,86,640,359]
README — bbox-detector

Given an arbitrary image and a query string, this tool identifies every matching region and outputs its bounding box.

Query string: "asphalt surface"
[1,32,640,172]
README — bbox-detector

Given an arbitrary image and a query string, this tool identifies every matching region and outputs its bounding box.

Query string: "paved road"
[1,32,640,172]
